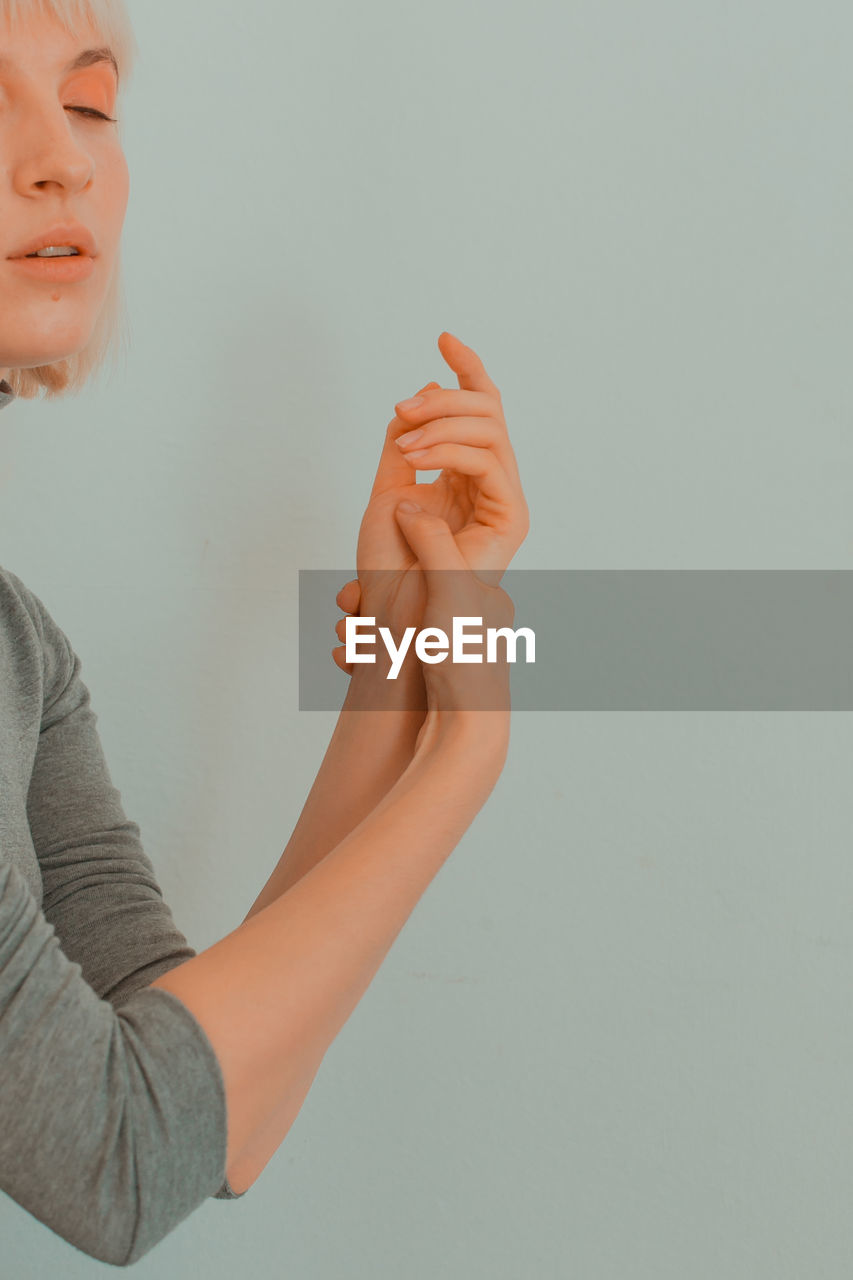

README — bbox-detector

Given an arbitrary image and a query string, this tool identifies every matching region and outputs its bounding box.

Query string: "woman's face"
[0,8,129,377]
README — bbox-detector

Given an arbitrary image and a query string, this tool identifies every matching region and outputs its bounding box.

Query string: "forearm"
[242,656,427,920]
[149,713,507,1195]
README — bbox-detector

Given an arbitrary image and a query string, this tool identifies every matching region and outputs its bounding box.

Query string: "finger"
[396,441,517,517]
[335,577,362,614]
[395,387,503,426]
[437,332,502,400]
[332,644,354,675]
[395,413,522,487]
[369,381,445,501]
[394,503,470,574]
[395,381,443,408]
[395,387,521,489]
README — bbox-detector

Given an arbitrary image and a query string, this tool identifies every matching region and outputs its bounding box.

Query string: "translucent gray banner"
[299,570,853,711]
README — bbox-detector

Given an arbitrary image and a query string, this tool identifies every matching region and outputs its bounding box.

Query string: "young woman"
[0,0,529,1266]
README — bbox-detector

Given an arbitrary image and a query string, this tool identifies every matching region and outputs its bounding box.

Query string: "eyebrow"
[0,46,119,86]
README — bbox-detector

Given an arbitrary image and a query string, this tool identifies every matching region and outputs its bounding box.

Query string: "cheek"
[113,147,130,209]
[100,146,130,233]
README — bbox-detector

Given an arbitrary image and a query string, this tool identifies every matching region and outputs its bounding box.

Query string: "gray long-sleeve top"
[0,377,245,1267]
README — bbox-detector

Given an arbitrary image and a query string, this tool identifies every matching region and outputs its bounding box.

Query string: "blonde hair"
[1,0,138,400]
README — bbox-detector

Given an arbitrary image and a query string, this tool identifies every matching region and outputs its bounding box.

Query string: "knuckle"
[332,644,352,671]
[335,578,361,610]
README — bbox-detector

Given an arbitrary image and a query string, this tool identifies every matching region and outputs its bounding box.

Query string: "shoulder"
[0,564,76,721]
[0,562,48,631]
[0,562,68,650]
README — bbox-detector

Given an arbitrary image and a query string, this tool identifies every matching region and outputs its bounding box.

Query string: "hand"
[331,577,363,675]
[392,500,515,758]
[390,334,529,575]
[336,332,529,675]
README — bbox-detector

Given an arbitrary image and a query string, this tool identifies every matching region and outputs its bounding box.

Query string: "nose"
[11,105,95,197]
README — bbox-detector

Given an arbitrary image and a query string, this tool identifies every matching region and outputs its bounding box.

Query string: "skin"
[2,8,530,1203]
[242,334,529,916]
[0,14,530,668]
[334,334,530,680]
[0,9,128,380]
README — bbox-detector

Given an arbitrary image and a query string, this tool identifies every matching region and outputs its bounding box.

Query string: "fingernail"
[396,428,424,448]
[396,395,423,412]
[397,499,421,512]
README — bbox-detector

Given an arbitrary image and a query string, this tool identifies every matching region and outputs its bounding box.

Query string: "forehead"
[0,6,112,61]
[0,13,117,84]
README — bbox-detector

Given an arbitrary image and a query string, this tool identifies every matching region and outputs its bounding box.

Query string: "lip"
[7,222,98,260]
[7,255,96,282]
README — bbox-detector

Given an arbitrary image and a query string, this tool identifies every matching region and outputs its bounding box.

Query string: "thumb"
[394,501,469,577]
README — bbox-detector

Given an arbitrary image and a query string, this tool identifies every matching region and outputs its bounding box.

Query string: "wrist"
[413,708,510,770]
[344,652,427,713]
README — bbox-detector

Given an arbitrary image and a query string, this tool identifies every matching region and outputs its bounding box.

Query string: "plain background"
[2,0,853,1274]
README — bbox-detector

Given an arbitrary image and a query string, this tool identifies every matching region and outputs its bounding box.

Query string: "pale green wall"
[2,0,852,1275]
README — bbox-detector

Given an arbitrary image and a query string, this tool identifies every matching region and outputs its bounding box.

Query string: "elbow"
[221,1066,318,1197]
[55,1178,170,1269]
[53,1202,143,1270]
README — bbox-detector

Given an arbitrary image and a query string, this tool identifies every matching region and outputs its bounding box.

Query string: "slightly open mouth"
[7,252,96,278]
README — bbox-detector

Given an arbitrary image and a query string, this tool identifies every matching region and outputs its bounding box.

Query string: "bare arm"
[149,713,508,1194]
[242,655,427,920]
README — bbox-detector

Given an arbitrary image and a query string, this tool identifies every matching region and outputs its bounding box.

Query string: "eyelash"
[67,106,117,123]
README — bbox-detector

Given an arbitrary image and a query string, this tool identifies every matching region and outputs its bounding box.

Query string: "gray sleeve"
[0,857,233,1266]
[14,574,245,1205]
[27,605,201,1006]
[0,577,245,1263]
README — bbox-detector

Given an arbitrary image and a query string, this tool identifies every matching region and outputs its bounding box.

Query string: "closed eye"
[67,106,117,122]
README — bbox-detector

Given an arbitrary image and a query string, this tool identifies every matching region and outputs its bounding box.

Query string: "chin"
[5,350,85,370]
[5,327,97,369]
